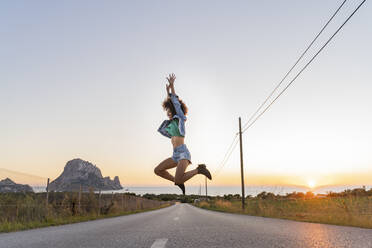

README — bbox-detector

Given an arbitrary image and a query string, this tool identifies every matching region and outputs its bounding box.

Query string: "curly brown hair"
[162,96,188,117]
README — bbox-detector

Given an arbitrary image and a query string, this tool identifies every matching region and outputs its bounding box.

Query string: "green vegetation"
[0,189,172,233]
[193,187,372,229]
[142,193,200,203]
[3,187,371,232]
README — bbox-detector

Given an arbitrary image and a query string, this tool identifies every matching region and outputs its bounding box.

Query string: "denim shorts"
[172,144,191,164]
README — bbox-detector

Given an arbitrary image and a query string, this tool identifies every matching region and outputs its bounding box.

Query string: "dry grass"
[194,196,372,228]
[0,190,172,233]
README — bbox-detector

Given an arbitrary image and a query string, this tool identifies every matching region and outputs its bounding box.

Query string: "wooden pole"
[46,178,50,207]
[205,176,207,200]
[98,189,101,216]
[239,117,245,210]
[78,185,82,213]
[46,178,50,216]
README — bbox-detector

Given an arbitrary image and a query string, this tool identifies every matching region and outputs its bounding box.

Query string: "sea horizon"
[31,184,372,196]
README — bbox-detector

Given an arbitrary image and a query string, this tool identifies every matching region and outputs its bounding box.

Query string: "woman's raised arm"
[166,73,176,95]
[166,83,170,95]
[166,73,185,118]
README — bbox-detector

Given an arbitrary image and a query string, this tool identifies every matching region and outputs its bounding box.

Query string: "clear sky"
[1,1,371,188]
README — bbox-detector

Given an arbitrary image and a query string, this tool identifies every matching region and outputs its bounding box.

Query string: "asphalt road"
[1,203,372,248]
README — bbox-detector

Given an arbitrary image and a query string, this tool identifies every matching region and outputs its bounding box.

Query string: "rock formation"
[0,178,34,193]
[48,158,123,192]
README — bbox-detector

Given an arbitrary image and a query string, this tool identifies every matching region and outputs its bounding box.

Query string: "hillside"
[0,168,46,186]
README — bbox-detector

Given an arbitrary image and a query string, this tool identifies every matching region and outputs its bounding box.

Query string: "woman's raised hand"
[166,73,176,87]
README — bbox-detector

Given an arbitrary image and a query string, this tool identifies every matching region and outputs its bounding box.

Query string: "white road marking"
[173,217,179,221]
[150,238,168,248]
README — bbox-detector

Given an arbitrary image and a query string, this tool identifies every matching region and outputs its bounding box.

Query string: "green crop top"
[165,119,183,137]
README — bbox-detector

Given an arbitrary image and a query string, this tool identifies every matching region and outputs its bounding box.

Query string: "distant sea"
[32,185,372,196]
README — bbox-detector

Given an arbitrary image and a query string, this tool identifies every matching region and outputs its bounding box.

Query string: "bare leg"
[174,159,199,185]
[182,168,198,183]
[154,157,177,183]
[158,171,175,183]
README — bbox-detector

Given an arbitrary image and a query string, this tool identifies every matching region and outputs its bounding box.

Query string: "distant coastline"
[31,184,372,196]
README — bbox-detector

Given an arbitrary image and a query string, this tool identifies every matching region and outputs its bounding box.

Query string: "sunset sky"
[1,1,371,188]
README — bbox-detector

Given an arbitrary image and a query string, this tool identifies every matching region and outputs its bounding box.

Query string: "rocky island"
[0,178,34,193]
[48,158,123,192]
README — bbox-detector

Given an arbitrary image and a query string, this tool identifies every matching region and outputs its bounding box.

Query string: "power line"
[214,133,238,176]
[242,0,367,133]
[242,0,347,131]
[214,138,238,178]
[214,133,239,178]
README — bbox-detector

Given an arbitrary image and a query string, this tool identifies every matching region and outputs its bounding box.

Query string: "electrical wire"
[214,133,240,178]
[242,0,348,131]
[242,0,367,133]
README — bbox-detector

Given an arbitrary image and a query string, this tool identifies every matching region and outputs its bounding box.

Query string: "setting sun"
[308,180,316,189]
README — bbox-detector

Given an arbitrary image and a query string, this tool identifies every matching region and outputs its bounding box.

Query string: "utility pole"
[205,176,208,200]
[98,189,101,216]
[46,178,50,216]
[78,185,82,213]
[239,117,245,210]
[46,178,50,207]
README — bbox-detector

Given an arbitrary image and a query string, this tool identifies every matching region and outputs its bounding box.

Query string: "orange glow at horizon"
[2,158,372,188]
[121,170,372,188]
[308,180,316,189]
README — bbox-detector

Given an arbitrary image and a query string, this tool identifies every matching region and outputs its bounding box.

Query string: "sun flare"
[308,180,316,189]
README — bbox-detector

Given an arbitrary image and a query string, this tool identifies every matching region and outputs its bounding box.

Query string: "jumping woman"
[154,73,212,195]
